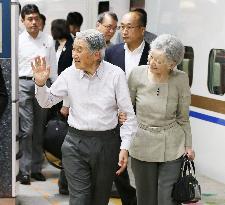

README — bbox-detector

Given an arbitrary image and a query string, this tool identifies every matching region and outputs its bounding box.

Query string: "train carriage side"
[146,0,225,183]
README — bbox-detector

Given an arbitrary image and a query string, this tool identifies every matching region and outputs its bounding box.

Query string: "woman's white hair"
[150,34,185,65]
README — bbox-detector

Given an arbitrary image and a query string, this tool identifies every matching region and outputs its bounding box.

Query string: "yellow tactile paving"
[50,201,60,205]
[109,198,122,205]
[0,198,16,205]
[51,178,58,184]
[17,164,125,205]
[28,179,122,205]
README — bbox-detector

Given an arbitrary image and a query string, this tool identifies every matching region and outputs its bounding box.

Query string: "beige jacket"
[128,65,192,162]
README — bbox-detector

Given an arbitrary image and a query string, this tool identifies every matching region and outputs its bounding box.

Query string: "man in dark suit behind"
[105,10,153,205]
[114,8,156,45]
[105,11,150,73]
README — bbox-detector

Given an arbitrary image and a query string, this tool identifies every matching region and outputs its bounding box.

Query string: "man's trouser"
[19,78,48,175]
[62,127,120,205]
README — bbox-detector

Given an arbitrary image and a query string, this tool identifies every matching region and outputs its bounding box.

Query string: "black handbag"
[172,155,201,204]
[43,115,68,169]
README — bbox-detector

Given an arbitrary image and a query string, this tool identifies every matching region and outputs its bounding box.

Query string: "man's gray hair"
[150,34,184,65]
[97,12,118,23]
[76,29,106,59]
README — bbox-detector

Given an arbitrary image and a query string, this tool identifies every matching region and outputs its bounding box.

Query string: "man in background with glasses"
[96,11,118,47]
[115,8,156,45]
[105,10,153,205]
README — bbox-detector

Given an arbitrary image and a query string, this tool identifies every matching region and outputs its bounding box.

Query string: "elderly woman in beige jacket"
[127,34,195,205]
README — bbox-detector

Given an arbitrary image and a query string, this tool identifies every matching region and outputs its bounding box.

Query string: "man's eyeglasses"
[118,25,141,31]
[102,24,118,32]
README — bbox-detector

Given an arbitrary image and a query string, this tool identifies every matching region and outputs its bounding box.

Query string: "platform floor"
[16,163,122,205]
[16,161,225,205]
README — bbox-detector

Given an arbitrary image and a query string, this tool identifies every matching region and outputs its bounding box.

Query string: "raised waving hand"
[31,56,50,87]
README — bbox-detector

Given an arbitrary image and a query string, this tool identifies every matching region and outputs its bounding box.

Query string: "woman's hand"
[185,147,195,161]
[118,112,127,125]
[31,56,50,87]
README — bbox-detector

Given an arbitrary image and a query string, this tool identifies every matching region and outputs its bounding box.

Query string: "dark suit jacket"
[104,41,150,71]
[0,64,8,119]
[55,36,74,75]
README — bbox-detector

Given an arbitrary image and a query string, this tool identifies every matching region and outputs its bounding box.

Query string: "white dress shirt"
[18,30,58,81]
[124,41,145,79]
[35,61,137,150]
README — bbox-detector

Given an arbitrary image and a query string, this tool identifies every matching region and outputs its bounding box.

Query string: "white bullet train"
[1,0,225,199]
[146,0,225,184]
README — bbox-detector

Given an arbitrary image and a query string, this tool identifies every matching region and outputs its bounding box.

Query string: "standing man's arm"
[115,71,137,175]
[48,37,58,82]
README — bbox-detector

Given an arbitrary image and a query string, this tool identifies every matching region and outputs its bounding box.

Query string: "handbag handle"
[182,155,196,177]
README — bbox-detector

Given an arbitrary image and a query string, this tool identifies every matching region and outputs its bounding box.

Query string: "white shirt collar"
[24,29,42,40]
[124,40,145,54]
[79,61,104,79]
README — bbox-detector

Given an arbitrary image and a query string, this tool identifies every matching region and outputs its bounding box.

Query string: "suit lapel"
[58,37,73,64]
[59,47,66,59]
[58,40,70,63]
[139,42,150,66]
[116,44,125,71]
[120,47,125,71]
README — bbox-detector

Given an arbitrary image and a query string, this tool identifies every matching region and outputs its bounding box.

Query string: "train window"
[208,49,225,95]
[0,4,2,53]
[177,46,194,87]
[98,1,109,14]
[130,0,145,10]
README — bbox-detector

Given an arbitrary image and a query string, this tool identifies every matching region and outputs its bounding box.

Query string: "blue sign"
[0,0,11,58]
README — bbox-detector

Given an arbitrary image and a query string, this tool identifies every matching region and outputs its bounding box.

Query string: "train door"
[0,0,19,202]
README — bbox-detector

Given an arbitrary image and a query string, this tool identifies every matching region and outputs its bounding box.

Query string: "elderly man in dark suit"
[105,10,154,205]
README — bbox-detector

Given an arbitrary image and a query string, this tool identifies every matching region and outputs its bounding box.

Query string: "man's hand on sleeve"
[118,112,127,125]
[60,106,69,118]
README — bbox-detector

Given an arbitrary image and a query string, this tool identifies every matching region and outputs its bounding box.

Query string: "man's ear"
[94,51,101,61]
[141,27,146,36]
[21,18,24,23]
[96,22,100,28]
